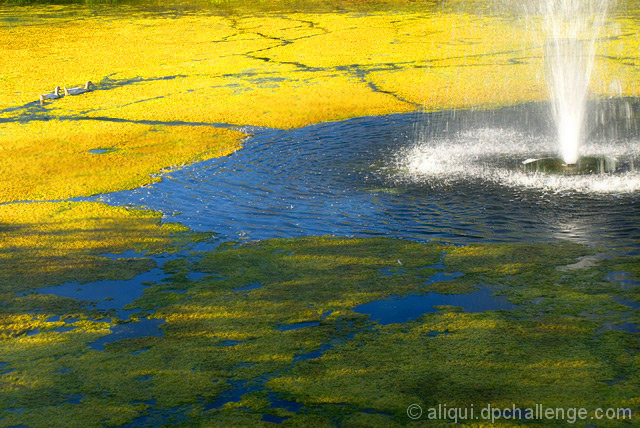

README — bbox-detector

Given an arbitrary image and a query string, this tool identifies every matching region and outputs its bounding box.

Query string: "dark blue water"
[88,318,165,351]
[91,108,640,249]
[32,268,165,318]
[354,287,517,325]
[233,281,265,292]
[276,321,320,331]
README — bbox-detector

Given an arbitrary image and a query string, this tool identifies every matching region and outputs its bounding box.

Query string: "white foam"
[395,128,640,194]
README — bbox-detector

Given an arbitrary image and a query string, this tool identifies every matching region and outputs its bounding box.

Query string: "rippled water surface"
[95,101,640,249]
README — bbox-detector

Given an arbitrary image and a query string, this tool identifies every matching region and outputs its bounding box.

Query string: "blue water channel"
[90,106,640,250]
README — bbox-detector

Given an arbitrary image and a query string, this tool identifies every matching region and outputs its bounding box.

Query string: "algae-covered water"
[1,1,639,426]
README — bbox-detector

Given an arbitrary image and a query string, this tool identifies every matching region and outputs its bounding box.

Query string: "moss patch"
[0,200,213,426]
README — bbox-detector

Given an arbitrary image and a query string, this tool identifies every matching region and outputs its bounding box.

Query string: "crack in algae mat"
[0,2,639,427]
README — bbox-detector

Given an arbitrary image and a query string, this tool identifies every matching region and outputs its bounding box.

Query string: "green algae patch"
[0,201,200,295]
[0,201,214,426]
[265,241,639,425]
[269,312,635,422]
[1,236,638,426]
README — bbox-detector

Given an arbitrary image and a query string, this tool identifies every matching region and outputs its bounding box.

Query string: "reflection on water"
[354,287,517,325]
[94,101,640,249]
[32,268,166,318]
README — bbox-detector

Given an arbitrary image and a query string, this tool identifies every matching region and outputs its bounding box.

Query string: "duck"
[64,81,95,96]
[39,86,62,105]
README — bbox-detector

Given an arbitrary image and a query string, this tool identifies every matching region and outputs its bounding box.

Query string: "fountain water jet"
[543,0,610,165]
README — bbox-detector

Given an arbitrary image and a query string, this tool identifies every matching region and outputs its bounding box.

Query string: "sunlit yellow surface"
[1,5,639,203]
[0,120,243,203]
[2,6,638,116]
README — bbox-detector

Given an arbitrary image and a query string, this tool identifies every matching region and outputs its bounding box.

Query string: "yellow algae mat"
[2,3,640,203]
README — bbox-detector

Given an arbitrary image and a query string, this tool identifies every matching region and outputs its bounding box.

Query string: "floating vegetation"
[1,3,640,426]
[1,236,638,426]
[0,201,203,295]
[0,120,244,203]
[1,5,639,203]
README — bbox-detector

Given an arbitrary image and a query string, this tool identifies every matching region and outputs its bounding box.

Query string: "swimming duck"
[39,86,62,105]
[64,81,95,96]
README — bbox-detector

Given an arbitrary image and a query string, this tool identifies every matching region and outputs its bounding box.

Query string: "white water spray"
[543,0,610,164]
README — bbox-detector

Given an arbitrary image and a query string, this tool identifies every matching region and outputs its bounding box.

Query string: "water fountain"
[525,0,640,178]
[89,0,640,250]
[521,0,624,174]
[544,0,609,166]
[406,0,639,187]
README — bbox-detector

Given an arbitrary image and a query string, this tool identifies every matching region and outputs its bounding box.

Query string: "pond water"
[32,268,165,318]
[88,318,165,351]
[354,287,517,325]
[93,101,640,250]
